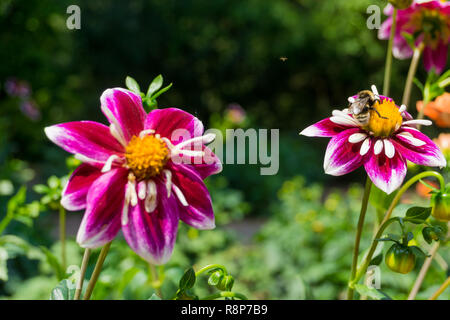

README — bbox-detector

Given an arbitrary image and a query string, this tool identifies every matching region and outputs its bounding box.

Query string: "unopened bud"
[388,0,413,10]
[431,190,450,222]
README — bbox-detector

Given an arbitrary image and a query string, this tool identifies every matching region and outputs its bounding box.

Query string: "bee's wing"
[350,97,370,115]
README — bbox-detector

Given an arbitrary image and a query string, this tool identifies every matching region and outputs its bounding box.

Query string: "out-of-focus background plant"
[0,0,449,299]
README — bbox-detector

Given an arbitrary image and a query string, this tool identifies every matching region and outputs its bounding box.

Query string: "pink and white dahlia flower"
[45,88,222,264]
[379,0,450,74]
[300,86,446,194]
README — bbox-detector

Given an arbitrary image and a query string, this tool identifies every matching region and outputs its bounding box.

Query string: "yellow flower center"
[125,135,169,181]
[364,99,403,137]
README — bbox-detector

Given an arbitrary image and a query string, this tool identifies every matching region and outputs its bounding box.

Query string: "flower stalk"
[347,177,372,300]
[408,241,440,300]
[149,263,163,297]
[195,264,228,277]
[59,206,66,271]
[74,248,91,300]
[429,276,450,300]
[416,73,432,122]
[83,242,112,300]
[402,42,425,107]
[383,7,397,97]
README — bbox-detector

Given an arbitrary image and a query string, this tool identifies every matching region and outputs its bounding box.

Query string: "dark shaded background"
[2,0,431,213]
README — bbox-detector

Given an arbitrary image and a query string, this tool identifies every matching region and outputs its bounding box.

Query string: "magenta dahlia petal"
[364,149,407,194]
[323,128,367,176]
[300,117,357,138]
[144,108,204,143]
[169,163,215,229]
[174,144,222,179]
[122,182,179,265]
[76,168,128,248]
[392,36,414,59]
[44,121,124,166]
[393,127,447,167]
[423,41,448,74]
[100,88,147,142]
[61,164,102,211]
[379,17,393,40]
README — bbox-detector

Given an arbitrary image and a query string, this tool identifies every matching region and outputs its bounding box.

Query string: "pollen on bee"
[365,99,403,138]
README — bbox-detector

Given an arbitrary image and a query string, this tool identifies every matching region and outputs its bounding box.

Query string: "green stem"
[200,291,248,300]
[347,177,372,300]
[351,218,398,287]
[351,171,445,286]
[401,42,424,107]
[417,74,432,123]
[195,264,228,277]
[149,263,162,298]
[408,241,440,300]
[383,8,397,97]
[59,206,66,271]
[74,248,91,300]
[83,242,112,300]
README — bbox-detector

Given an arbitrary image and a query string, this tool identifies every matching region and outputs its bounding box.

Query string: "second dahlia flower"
[379,0,450,74]
[45,88,222,264]
[300,85,446,194]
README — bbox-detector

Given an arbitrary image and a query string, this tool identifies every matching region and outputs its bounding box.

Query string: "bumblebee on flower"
[300,85,446,194]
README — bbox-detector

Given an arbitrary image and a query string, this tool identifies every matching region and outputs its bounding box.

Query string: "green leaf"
[149,293,161,300]
[369,253,383,266]
[47,176,60,189]
[7,186,27,215]
[406,232,414,243]
[33,184,49,194]
[422,227,434,244]
[0,235,43,260]
[147,75,163,97]
[151,83,173,100]
[117,267,141,294]
[40,246,65,280]
[179,267,196,290]
[413,78,424,94]
[125,76,141,94]
[409,246,429,258]
[354,284,392,300]
[375,237,398,243]
[405,207,431,224]
[50,279,76,300]
[402,32,416,50]
[0,247,9,281]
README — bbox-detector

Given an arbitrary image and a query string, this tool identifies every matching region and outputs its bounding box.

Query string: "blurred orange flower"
[416,92,450,128]
[416,179,439,198]
[434,133,450,158]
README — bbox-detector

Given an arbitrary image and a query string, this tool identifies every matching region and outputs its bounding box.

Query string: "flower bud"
[385,243,416,274]
[388,0,413,10]
[431,191,450,222]
[216,275,234,291]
